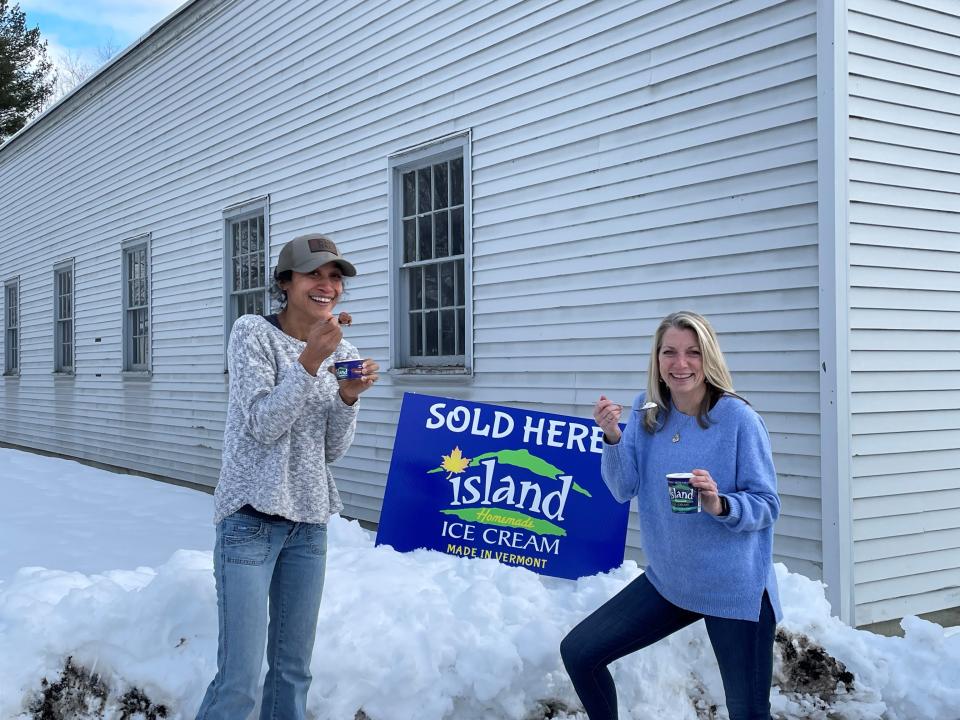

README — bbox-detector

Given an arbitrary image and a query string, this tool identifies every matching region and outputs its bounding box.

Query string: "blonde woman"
[561,311,780,720]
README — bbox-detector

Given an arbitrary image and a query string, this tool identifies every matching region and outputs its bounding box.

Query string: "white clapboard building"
[1,0,957,629]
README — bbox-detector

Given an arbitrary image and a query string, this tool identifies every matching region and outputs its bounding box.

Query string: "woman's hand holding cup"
[593,395,622,444]
[334,359,379,406]
[690,468,723,516]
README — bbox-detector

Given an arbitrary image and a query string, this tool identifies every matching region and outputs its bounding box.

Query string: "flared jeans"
[196,507,328,720]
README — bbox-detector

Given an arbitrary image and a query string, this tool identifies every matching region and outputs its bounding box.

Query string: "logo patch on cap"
[308,236,338,254]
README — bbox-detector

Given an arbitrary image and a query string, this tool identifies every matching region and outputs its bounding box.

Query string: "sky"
[1,447,959,720]
[19,0,185,68]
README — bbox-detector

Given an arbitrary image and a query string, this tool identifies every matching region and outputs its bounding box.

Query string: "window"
[54,261,74,373]
[3,278,18,375]
[390,134,471,370]
[224,198,269,329]
[122,237,151,372]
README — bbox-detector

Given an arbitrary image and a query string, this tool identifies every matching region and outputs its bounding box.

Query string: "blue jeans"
[560,574,776,720]
[195,507,328,720]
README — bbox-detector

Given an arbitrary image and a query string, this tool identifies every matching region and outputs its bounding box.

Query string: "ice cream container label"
[666,473,701,514]
[334,359,364,380]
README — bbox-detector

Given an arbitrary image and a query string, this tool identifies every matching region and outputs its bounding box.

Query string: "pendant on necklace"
[671,432,680,443]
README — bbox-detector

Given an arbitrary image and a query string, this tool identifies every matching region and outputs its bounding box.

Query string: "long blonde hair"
[643,311,743,433]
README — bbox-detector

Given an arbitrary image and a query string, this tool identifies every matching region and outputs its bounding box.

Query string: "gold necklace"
[671,412,696,443]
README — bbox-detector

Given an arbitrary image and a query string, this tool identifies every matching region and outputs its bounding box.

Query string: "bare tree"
[48,38,122,105]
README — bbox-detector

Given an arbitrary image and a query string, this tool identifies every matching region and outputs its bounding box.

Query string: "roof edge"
[0,0,204,155]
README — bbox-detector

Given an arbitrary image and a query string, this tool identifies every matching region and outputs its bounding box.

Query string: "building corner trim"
[817,0,854,625]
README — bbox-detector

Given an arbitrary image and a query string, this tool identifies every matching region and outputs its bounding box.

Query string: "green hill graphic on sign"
[441,507,566,537]
[429,448,592,498]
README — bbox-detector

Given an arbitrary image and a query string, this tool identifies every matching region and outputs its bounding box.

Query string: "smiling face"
[280,262,343,323]
[658,326,706,409]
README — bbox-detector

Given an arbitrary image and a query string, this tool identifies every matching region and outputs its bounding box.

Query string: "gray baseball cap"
[275,233,357,277]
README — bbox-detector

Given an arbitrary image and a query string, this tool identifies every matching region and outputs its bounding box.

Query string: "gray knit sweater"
[213,313,360,525]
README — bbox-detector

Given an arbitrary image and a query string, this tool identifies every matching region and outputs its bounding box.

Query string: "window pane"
[418,167,432,214]
[425,310,438,356]
[409,266,422,310]
[435,210,448,257]
[433,162,448,209]
[451,208,464,256]
[455,259,465,305]
[424,264,438,309]
[440,309,456,356]
[451,157,463,205]
[247,236,255,291]
[409,312,422,356]
[232,222,241,256]
[403,219,416,263]
[233,257,243,292]
[403,171,416,216]
[63,319,73,368]
[418,215,432,261]
[457,309,465,355]
[255,248,264,289]
[240,220,249,256]
[440,261,455,307]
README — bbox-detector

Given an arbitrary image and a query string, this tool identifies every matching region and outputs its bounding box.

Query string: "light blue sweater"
[602,393,782,622]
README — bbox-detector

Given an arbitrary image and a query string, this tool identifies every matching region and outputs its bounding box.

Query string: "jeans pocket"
[305,524,327,557]
[220,514,270,565]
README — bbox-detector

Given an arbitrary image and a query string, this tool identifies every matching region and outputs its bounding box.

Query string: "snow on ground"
[1,447,958,720]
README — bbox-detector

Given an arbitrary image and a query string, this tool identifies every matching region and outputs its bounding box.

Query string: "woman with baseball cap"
[196,233,378,720]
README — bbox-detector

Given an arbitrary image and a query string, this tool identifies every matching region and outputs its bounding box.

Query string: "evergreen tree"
[0,0,54,143]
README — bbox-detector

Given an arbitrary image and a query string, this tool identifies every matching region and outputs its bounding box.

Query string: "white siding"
[466,0,823,575]
[846,0,960,625]
[1,0,820,574]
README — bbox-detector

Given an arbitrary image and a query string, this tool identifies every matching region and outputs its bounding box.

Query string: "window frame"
[3,277,19,377]
[222,196,270,363]
[388,132,473,374]
[53,259,75,375]
[121,235,152,375]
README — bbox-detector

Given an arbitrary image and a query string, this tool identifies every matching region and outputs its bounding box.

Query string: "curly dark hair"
[269,269,293,309]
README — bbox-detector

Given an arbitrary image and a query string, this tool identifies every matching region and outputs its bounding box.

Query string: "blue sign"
[375,393,630,580]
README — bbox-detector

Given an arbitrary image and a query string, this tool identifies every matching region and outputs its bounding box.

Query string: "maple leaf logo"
[440,446,471,478]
